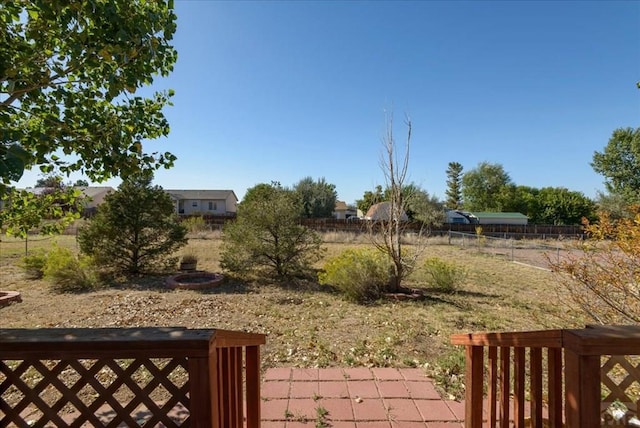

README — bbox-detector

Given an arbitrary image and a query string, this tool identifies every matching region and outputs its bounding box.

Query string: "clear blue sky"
[17,0,640,205]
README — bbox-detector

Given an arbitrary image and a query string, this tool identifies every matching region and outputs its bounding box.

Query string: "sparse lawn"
[0,231,586,397]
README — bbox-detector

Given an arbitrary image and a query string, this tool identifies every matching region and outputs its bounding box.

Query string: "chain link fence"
[446,231,577,270]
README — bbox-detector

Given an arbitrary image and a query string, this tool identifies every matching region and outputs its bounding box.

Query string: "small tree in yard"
[548,208,640,324]
[221,182,323,278]
[368,113,425,293]
[77,175,187,275]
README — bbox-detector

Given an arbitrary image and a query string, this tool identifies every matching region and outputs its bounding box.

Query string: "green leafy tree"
[383,183,443,224]
[35,174,63,188]
[535,187,596,225]
[73,179,89,187]
[595,191,633,220]
[461,162,512,211]
[356,185,384,215]
[220,182,323,278]
[77,175,187,275]
[2,186,81,239]
[1,0,178,231]
[293,176,338,218]
[407,188,444,225]
[591,127,640,207]
[500,185,540,220]
[445,162,464,209]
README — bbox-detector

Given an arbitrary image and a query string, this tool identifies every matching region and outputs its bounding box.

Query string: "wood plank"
[547,348,563,428]
[188,356,212,428]
[488,347,498,428]
[565,349,601,428]
[529,348,543,428]
[464,346,484,428]
[499,347,510,428]
[245,346,261,428]
[451,330,563,348]
[513,348,525,428]
[563,326,640,355]
[0,328,217,359]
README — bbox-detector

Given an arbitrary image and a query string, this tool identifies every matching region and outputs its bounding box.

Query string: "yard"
[0,232,586,396]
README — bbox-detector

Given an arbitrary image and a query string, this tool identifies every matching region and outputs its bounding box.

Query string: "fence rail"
[0,327,265,428]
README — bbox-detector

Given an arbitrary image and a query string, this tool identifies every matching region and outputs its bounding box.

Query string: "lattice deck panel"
[0,357,190,427]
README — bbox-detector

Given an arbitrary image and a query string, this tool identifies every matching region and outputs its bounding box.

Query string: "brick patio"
[261,367,464,427]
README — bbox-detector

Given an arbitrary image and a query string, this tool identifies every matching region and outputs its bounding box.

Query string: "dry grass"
[0,231,587,397]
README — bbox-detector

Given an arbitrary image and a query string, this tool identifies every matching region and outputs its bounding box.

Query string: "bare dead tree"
[368,112,426,293]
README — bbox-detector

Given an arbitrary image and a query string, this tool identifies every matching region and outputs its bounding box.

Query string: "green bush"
[423,257,467,291]
[43,246,101,293]
[20,251,47,279]
[318,248,391,303]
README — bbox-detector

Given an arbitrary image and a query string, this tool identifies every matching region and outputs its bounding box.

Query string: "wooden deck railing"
[451,325,640,428]
[0,327,266,428]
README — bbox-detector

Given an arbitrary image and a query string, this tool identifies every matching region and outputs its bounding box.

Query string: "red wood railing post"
[465,345,484,428]
[547,347,563,428]
[564,349,600,428]
[245,345,261,428]
[188,356,213,428]
[209,345,220,428]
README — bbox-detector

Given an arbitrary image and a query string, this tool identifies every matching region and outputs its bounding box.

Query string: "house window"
[208,202,213,210]
[192,201,198,207]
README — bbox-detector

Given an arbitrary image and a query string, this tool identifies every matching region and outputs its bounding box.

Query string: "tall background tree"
[1,0,178,231]
[77,174,187,275]
[461,162,512,212]
[591,127,640,213]
[221,182,323,278]
[382,183,443,225]
[356,185,384,215]
[34,175,63,188]
[445,162,464,209]
[535,187,596,225]
[293,176,338,218]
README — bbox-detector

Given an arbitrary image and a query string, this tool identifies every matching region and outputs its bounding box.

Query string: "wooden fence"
[50,216,584,239]
[0,327,265,428]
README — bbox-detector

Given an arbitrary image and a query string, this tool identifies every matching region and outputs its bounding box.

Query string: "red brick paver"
[261,367,466,426]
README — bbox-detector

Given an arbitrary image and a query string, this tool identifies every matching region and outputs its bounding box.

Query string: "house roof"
[472,212,528,219]
[75,186,114,207]
[365,202,409,221]
[334,201,348,211]
[76,186,114,198]
[164,190,238,201]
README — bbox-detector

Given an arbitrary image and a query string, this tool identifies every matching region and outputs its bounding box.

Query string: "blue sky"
[17,1,640,205]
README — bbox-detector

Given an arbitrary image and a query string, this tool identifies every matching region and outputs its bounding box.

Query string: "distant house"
[334,201,362,219]
[472,212,528,226]
[444,209,479,224]
[364,202,408,221]
[164,190,238,216]
[76,186,114,216]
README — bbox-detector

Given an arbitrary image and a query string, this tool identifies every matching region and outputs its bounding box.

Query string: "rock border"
[166,272,225,290]
[0,291,22,307]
